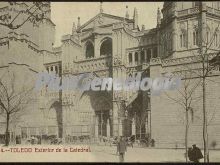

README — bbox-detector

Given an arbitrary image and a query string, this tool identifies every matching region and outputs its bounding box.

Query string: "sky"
[51,2,164,46]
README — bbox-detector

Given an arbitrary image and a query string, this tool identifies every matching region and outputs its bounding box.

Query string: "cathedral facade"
[0,2,220,148]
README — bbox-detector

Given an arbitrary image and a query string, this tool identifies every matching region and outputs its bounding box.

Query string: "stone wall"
[150,57,220,149]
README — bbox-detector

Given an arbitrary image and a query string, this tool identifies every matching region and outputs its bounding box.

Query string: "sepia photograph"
[0,1,220,163]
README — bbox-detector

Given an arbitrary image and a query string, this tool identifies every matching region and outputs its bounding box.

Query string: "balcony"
[177,7,200,17]
[71,56,112,74]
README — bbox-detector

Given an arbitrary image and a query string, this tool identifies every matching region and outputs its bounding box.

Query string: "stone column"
[107,119,110,137]
[188,21,192,48]
[112,31,118,56]
[145,50,147,63]
[138,51,141,65]
[119,119,123,137]
[56,126,59,138]
[112,101,119,137]
[172,10,177,56]
[36,127,39,136]
[132,118,136,136]
[45,126,48,135]
[27,128,30,138]
[118,30,122,57]
[132,52,135,66]
[95,115,99,138]
[200,2,207,53]
[53,65,56,73]
[151,49,153,58]
[94,35,100,58]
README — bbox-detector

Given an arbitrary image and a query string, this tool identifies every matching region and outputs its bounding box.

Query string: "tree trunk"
[185,110,189,162]
[5,113,10,146]
[202,76,208,162]
[139,124,141,140]
[200,3,208,161]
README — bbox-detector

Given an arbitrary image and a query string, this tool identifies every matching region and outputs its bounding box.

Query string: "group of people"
[116,136,155,162]
[116,136,204,163]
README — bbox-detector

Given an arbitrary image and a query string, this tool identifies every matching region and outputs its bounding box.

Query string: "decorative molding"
[113,56,122,66]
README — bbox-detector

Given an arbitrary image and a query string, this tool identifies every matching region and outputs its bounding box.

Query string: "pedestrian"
[188,144,203,163]
[188,147,193,161]
[117,136,127,162]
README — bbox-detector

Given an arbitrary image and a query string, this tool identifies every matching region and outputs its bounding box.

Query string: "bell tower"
[160,2,220,58]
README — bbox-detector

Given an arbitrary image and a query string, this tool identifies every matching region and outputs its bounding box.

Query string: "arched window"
[193,29,199,46]
[85,41,94,58]
[206,27,211,44]
[206,25,212,44]
[180,29,187,48]
[100,38,112,56]
[46,67,49,72]
[153,47,158,58]
[128,53,132,64]
[55,66,58,74]
[134,52,139,64]
[146,49,151,62]
[141,51,145,62]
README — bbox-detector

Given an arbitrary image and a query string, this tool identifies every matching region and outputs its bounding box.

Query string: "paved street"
[0,144,220,162]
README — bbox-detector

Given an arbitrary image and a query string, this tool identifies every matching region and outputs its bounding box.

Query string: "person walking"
[117,136,127,162]
[188,144,203,163]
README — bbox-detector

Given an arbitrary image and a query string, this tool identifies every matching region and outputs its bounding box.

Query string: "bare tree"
[188,22,220,162]
[0,2,50,30]
[164,71,202,162]
[0,70,34,146]
[168,11,220,161]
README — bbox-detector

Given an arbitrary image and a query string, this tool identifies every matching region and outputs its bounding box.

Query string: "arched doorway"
[92,96,112,137]
[100,38,112,56]
[124,93,148,140]
[78,91,112,138]
[50,101,63,138]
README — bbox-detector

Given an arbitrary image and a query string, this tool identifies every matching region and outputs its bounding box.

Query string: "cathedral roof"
[77,12,134,32]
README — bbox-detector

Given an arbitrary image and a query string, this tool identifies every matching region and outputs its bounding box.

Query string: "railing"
[206,6,213,13]
[214,8,220,15]
[69,56,112,74]
[189,7,199,14]
[45,91,59,98]
[177,7,200,17]
[177,9,188,16]
[207,6,220,17]
[0,6,8,12]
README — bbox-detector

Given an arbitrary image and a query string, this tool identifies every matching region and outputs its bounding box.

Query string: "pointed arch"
[179,29,187,48]
[85,41,94,58]
[100,37,112,56]
[193,27,199,46]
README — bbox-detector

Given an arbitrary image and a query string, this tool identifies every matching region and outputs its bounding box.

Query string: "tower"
[77,17,81,30]
[72,22,77,35]
[133,7,138,29]
[157,7,161,27]
[125,6,129,19]
[100,2,103,13]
